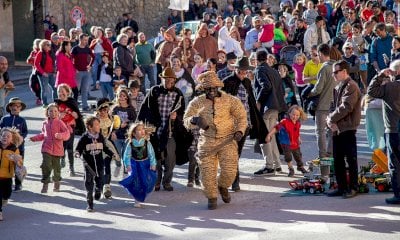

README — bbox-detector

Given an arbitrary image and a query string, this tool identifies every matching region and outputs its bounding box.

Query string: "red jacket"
[89,36,113,59]
[317,4,328,18]
[27,49,39,66]
[34,51,54,75]
[259,23,274,42]
[31,118,70,157]
[56,51,77,88]
[361,9,374,22]
[275,118,301,150]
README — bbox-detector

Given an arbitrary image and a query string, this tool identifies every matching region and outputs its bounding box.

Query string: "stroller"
[279,45,301,66]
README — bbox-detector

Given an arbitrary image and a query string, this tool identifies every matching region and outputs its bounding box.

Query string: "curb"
[13,77,29,86]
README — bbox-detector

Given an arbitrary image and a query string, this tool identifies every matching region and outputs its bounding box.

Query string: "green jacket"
[135,42,155,65]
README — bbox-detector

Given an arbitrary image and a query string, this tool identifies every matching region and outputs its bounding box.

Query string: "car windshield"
[173,21,200,38]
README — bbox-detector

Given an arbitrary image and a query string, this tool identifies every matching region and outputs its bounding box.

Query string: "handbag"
[15,165,27,182]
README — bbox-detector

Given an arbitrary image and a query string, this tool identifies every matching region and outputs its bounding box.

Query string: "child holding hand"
[119,122,157,208]
[266,105,308,177]
[30,103,70,193]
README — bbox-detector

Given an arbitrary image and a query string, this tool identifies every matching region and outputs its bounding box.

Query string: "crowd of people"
[1,0,400,221]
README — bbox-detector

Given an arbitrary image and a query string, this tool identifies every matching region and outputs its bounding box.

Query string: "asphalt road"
[0,84,399,240]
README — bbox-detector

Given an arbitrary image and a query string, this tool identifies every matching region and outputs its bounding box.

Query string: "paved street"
[0,83,399,240]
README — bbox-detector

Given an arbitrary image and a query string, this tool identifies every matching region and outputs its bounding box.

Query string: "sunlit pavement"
[1,84,399,240]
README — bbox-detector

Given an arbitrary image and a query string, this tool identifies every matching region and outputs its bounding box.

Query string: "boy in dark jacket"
[75,116,115,212]
[0,98,28,192]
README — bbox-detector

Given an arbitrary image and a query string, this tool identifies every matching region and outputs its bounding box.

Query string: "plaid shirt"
[237,83,251,127]
[217,67,233,80]
[157,91,178,137]
[130,92,145,116]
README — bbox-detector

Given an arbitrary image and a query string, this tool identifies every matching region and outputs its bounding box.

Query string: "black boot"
[231,171,240,192]
[86,192,94,212]
[68,152,76,176]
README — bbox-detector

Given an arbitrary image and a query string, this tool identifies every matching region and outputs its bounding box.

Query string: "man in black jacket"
[137,67,191,192]
[123,13,139,34]
[291,18,307,51]
[222,57,268,190]
[253,50,287,176]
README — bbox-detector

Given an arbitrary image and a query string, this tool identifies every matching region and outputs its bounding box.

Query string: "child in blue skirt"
[119,122,157,208]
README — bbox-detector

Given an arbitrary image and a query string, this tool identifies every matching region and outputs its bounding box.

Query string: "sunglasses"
[333,69,343,75]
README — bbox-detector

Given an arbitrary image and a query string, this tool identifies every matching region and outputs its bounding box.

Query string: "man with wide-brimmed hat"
[222,57,268,191]
[184,71,247,210]
[138,67,191,192]
[0,97,28,192]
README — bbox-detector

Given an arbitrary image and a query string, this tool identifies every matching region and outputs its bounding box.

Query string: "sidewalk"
[8,64,32,86]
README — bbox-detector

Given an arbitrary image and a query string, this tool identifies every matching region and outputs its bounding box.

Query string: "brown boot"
[218,186,231,203]
[41,183,48,193]
[208,198,217,210]
[53,182,60,192]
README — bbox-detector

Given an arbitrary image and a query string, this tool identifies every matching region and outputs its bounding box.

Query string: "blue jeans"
[38,73,56,105]
[114,138,127,158]
[141,64,156,91]
[100,82,115,100]
[91,53,102,85]
[386,133,400,197]
[76,71,91,108]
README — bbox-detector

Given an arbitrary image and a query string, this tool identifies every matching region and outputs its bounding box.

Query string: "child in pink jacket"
[30,103,70,193]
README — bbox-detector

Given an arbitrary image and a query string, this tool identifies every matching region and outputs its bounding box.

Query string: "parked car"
[171,20,201,40]
[147,20,201,48]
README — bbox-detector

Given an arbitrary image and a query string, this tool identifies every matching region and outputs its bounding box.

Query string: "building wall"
[48,0,226,38]
[0,5,15,63]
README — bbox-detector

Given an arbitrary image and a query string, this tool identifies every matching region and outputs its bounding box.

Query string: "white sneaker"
[134,202,142,208]
[0,212,3,221]
[2,199,8,207]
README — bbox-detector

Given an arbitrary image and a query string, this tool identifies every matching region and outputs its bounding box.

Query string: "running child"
[266,105,308,177]
[119,121,157,208]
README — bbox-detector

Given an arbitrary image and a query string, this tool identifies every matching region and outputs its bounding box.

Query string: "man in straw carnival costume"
[184,71,247,210]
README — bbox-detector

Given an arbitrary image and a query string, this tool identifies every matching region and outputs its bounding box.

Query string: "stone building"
[1,0,278,64]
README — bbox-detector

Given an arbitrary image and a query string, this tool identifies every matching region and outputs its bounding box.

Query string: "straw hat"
[6,97,26,113]
[158,67,176,79]
[195,71,224,91]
